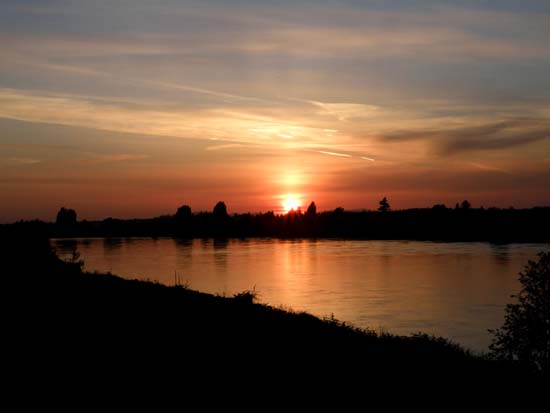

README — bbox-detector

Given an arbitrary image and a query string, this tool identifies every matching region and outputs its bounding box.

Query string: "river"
[52,238,549,352]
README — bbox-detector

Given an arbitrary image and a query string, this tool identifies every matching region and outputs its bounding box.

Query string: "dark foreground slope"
[3,231,542,400]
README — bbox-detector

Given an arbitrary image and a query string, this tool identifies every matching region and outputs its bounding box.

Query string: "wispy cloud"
[0,88,336,148]
[205,143,248,151]
[4,53,268,104]
[319,151,352,158]
[440,124,550,154]
[380,119,550,155]
[5,157,41,165]
[85,154,150,164]
[468,162,510,174]
[311,101,379,121]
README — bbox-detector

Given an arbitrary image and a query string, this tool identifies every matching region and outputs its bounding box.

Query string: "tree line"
[3,198,546,242]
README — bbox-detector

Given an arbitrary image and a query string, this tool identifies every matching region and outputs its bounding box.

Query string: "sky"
[1,0,550,221]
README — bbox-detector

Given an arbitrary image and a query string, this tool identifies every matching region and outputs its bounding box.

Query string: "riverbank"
[5,233,541,396]
[50,236,549,352]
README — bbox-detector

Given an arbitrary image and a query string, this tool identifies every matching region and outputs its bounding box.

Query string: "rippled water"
[52,238,549,352]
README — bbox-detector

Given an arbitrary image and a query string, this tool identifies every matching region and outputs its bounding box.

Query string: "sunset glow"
[283,197,301,214]
[1,1,550,222]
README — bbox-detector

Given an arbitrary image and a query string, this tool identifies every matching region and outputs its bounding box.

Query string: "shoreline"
[5,233,542,389]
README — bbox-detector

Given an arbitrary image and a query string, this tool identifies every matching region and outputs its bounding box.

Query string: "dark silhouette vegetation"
[175,204,192,221]
[55,207,77,226]
[5,202,550,242]
[378,196,391,212]
[490,252,550,374]
[3,227,542,393]
[213,201,228,219]
[306,201,317,217]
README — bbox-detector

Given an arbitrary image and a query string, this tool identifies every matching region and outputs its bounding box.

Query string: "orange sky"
[1,1,550,222]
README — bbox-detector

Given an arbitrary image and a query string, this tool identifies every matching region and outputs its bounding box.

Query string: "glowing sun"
[283,197,301,213]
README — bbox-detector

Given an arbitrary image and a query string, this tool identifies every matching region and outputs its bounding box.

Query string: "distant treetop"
[213,201,228,218]
[176,204,192,220]
[56,207,77,226]
[378,197,391,212]
[306,201,317,217]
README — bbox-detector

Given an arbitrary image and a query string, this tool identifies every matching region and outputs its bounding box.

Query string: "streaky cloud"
[205,144,248,151]
[85,154,150,164]
[5,157,41,165]
[319,151,352,158]
[380,119,550,155]
[468,162,511,175]
[310,101,379,121]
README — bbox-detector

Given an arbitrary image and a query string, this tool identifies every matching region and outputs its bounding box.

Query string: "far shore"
[5,204,550,243]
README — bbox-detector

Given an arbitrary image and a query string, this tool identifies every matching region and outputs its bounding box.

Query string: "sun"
[283,197,301,213]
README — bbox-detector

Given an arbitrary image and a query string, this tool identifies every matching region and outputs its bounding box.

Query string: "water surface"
[53,238,549,352]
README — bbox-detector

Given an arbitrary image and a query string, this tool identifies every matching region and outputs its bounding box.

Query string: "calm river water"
[52,238,549,352]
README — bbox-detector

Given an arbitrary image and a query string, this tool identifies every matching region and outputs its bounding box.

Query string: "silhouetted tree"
[176,205,192,221]
[378,197,391,212]
[175,205,192,235]
[306,201,317,218]
[213,201,228,219]
[490,252,550,373]
[455,203,460,210]
[461,200,471,210]
[15,200,550,241]
[56,207,77,226]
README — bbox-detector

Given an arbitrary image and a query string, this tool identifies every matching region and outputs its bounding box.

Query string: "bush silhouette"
[233,290,257,305]
[56,207,77,226]
[176,205,192,221]
[213,201,228,219]
[490,252,550,373]
[378,197,391,212]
